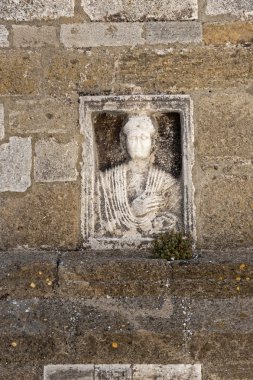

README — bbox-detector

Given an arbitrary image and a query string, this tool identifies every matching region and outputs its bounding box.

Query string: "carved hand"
[131,195,165,217]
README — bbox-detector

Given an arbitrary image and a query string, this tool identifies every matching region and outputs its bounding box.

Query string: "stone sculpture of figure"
[97,115,181,238]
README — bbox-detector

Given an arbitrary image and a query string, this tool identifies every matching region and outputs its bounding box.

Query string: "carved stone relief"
[80,95,195,249]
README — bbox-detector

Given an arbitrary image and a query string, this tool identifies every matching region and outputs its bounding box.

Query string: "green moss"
[152,231,193,261]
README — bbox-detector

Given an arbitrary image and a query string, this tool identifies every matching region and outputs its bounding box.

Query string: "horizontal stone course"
[0,0,74,21]
[13,26,58,48]
[0,25,9,47]
[81,0,198,21]
[204,22,253,45]
[60,22,202,47]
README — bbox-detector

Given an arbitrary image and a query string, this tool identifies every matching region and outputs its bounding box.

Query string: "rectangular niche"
[80,95,195,249]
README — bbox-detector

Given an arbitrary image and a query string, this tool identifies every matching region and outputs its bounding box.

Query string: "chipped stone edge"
[0,103,4,140]
[79,94,196,249]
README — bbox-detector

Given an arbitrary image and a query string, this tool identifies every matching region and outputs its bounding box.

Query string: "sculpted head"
[122,116,155,160]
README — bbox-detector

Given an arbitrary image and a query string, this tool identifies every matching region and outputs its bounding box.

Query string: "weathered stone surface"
[9,97,78,135]
[144,21,202,44]
[0,365,41,380]
[196,177,253,249]
[0,251,57,299]
[132,364,201,379]
[61,22,202,47]
[13,26,58,48]
[43,49,115,96]
[58,251,171,298]
[206,0,253,19]
[95,365,132,379]
[204,22,253,45]
[0,137,32,192]
[34,139,78,182]
[0,0,74,21]
[0,51,40,95]
[81,0,198,21]
[0,183,80,250]
[0,25,9,47]
[195,91,253,158]
[0,103,4,140]
[44,365,94,380]
[61,23,144,48]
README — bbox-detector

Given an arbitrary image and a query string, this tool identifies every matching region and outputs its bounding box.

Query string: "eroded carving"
[97,116,181,238]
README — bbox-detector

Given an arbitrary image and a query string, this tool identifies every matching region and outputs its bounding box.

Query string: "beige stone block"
[0,103,4,140]
[206,0,253,19]
[43,49,115,96]
[196,177,253,249]
[13,26,58,48]
[204,22,253,45]
[34,139,79,182]
[61,23,144,47]
[0,51,40,95]
[0,183,80,250]
[9,97,78,134]
[81,0,198,21]
[0,0,74,21]
[0,25,9,47]
[0,137,32,192]
[195,91,253,158]
[115,46,253,93]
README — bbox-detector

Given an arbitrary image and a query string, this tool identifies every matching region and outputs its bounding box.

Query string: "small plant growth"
[152,230,193,261]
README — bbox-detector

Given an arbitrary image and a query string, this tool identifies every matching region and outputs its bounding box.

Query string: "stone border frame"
[79,95,195,249]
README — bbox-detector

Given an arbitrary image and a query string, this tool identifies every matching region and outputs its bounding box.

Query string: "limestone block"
[132,364,202,379]
[95,365,132,379]
[44,365,94,380]
[34,139,78,182]
[61,23,144,47]
[13,26,58,48]
[0,51,40,95]
[0,137,32,192]
[195,91,253,158]
[0,25,9,47]
[204,22,253,45]
[144,21,202,44]
[81,0,198,21]
[0,103,4,140]
[196,177,253,249]
[0,0,74,21]
[9,97,78,134]
[206,0,253,19]
[0,183,80,250]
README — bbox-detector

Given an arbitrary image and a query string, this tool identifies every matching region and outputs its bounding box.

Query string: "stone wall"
[0,0,252,250]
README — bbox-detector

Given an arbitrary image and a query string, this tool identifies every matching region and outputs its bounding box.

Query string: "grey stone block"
[95,364,132,379]
[44,365,94,380]
[81,0,198,21]
[206,0,253,18]
[13,26,58,48]
[60,23,144,48]
[132,364,202,379]
[144,21,202,44]
[0,137,32,192]
[0,0,74,21]
[0,25,9,47]
[34,139,78,183]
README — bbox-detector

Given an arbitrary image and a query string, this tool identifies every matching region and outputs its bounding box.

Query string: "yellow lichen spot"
[30,282,36,289]
[38,271,43,275]
[239,264,246,271]
[46,280,53,286]
[218,276,224,281]
[236,276,241,281]
[246,277,251,281]
[11,341,17,348]
[111,342,118,349]
[236,286,240,291]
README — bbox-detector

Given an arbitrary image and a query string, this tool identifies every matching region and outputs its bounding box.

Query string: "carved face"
[126,128,152,160]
